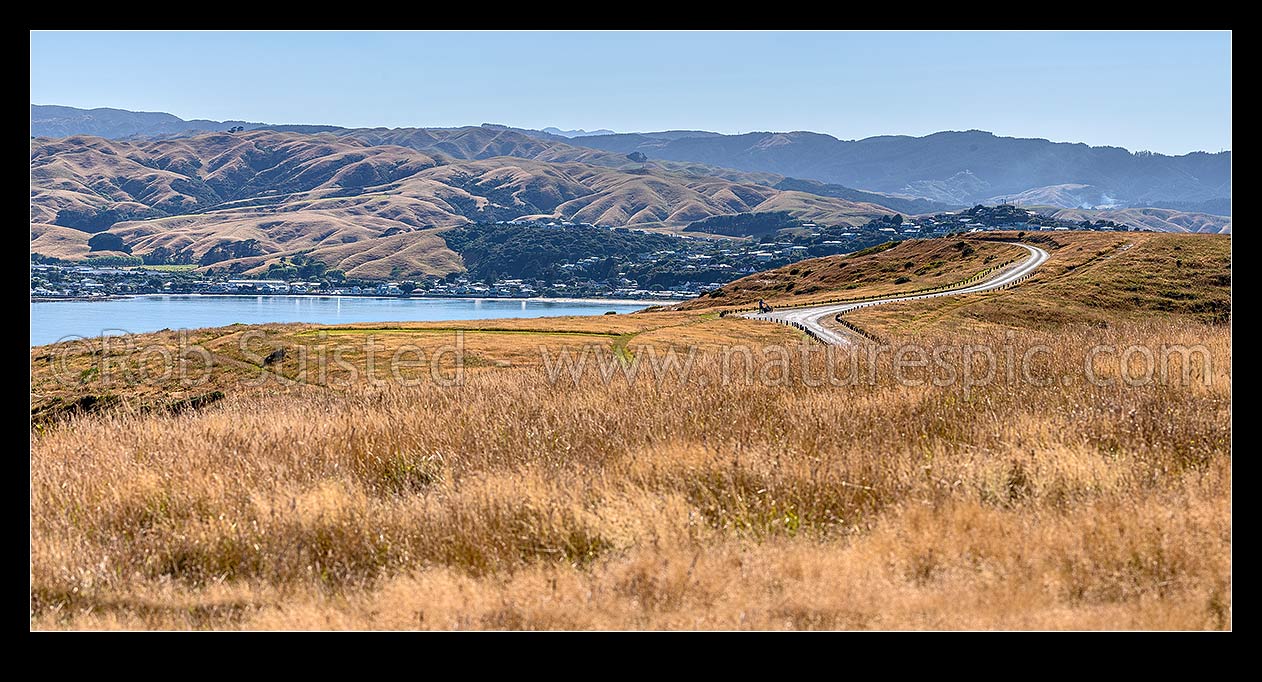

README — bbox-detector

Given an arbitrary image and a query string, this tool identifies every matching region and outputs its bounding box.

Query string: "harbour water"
[30,295,653,346]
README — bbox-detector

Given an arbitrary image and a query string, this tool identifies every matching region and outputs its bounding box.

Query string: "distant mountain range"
[30,104,265,139]
[570,129,1231,211]
[32,105,1231,216]
[541,127,616,138]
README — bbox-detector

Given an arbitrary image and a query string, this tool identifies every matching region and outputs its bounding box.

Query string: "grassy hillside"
[342,125,639,171]
[773,177,957,214]
[1050,207,1231,234]
[293,230,462,280]
[679,238,1027,310]
[30,223,94,260]
[841,232,1231,336]
[30,131,894,275]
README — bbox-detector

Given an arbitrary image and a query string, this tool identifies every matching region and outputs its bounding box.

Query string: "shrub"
[87,232,129,253]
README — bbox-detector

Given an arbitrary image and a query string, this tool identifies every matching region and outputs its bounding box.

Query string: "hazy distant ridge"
[31,104,1231,214]
[568,129,1231,210]
[31,104,266,138]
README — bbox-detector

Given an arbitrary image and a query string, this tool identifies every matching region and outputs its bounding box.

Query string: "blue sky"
[30,30,1231,154]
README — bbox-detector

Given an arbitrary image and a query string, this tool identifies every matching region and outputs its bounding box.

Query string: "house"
[227,279,290,293]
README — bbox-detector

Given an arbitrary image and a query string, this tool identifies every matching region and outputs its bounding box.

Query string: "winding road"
[744,242,1050,345]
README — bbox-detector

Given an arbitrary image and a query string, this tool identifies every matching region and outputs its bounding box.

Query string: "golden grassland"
[30,232,1231,630]
[30,311,802,419]
[30,323,1231,630]
[677,238,1028,311]
[840,232,1231,338]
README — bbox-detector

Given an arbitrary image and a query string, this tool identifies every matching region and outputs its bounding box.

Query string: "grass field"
[29,232,1231,630]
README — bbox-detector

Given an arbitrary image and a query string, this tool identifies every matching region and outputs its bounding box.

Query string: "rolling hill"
[686,231,1231,325]
[1048,207,1231,234]
[29,130,893,276]
[840,231,1232,332]
[677,238,1027,310]
[35,105,1231,214]
[29,106,1232,281]
[570,129,1231,210]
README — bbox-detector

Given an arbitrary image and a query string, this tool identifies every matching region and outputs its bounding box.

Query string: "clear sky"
[30,30,1231,154]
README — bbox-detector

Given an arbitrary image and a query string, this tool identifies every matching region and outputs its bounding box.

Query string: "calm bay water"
[30,295,653,346]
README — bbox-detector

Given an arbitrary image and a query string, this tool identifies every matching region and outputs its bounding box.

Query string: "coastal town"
[30,264,702,302]
[31,205,1139,301]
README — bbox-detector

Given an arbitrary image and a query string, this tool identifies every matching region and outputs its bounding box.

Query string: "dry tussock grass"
[677,238,1029,311]
[30,320,1230,629]
[846,233,1231,335]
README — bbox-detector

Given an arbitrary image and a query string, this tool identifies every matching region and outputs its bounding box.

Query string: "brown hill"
[685,231,1230,327]
[678,238,1028,310]
[842,231,1232,333]
[340,125,784,185]
[343,126,632,169]
[1050,207,1231,234]
[30,130,890,275]
[30,223,94,260]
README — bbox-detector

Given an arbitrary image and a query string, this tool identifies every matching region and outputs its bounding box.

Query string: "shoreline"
[31,295,128,303]
[30,295,685,347]
[32,293,686,305]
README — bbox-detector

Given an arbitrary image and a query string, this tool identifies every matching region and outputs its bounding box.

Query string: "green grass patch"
[611,333,637,364]
[298,327,621,339]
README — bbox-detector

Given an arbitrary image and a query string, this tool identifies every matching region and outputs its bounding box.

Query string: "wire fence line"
[826,262,1041,344]
[718,239,1047,345]
[762,317,826,344]
[756,314,881,346]
[831,314,884,345]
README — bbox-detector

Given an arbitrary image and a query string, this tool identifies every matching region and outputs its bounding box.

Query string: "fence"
[754,312,886,346]
[992,270,1037,290]
[761,317,827,344]
[832,313,884,345]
